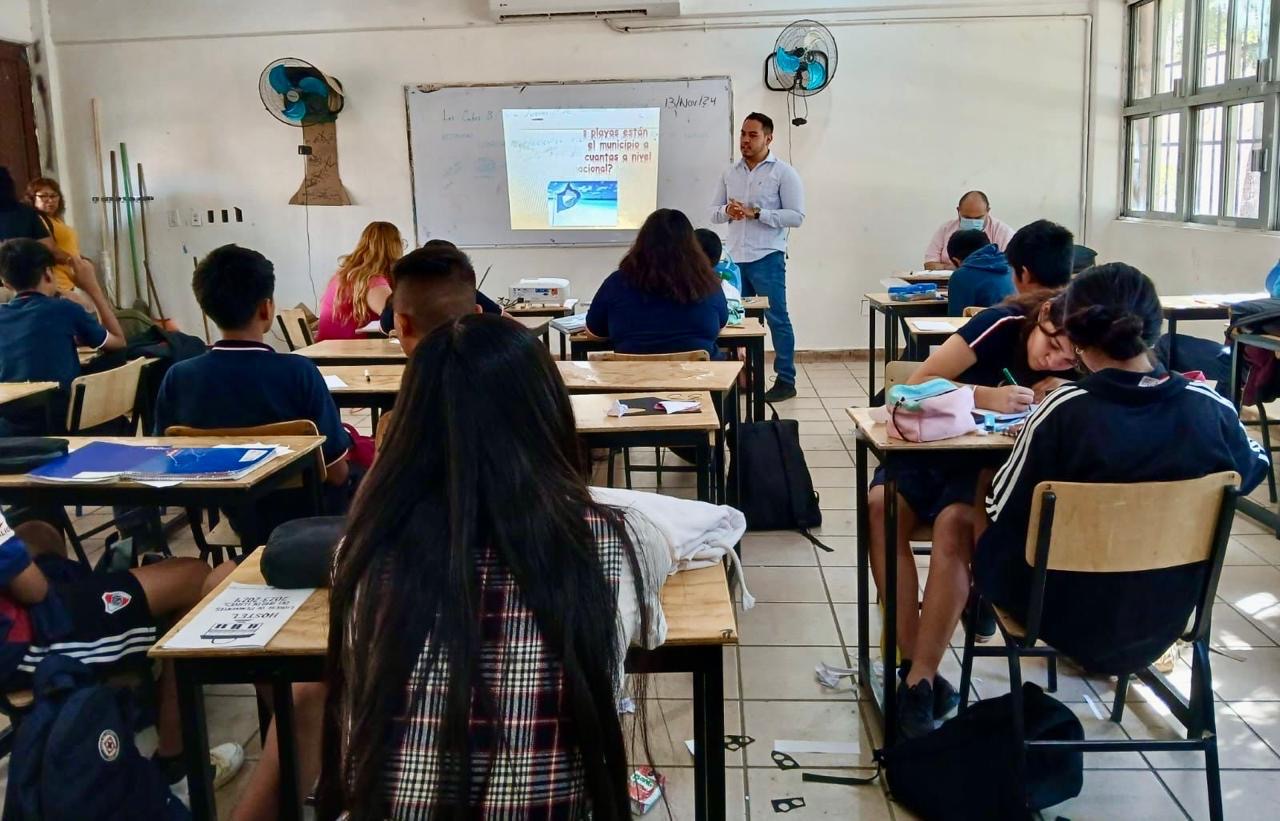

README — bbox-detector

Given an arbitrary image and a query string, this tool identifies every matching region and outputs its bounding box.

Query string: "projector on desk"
[509,278,571,306]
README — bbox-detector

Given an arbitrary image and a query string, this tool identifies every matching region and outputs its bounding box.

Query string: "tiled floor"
[7,359,1280,819]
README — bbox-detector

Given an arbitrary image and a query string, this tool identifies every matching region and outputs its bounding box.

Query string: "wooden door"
[0,42,39,193]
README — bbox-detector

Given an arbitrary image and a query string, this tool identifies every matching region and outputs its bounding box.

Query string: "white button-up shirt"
[710,152,805,264]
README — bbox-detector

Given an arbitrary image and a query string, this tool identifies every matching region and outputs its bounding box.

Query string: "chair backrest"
[375,409,395,452]
[65,358,147,433]
[163,419,325,485]
[277,308,314,351]
[883,361,917,392]
[962,306,983,318]
[587,350,711,362]
[1024,472,1240,573]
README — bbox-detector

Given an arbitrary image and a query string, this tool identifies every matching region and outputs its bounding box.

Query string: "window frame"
[1123,0,1280,229]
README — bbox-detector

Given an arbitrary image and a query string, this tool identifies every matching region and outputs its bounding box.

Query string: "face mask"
[958,216,986,231]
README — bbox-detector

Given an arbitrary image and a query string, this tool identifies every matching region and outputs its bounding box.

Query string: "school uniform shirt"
[946,244,1014,317]
[0,202,50,243]
[378,290,501,334]
[924,214,1014,266]
[586,271,729,358]
[153,340,350,466]
[978,367,1270,673]
[956,303,1074,388]
[0,291,107,389]
[382,509,626,816]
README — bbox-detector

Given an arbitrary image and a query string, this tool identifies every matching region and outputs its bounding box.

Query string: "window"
[1125,1,1278,227]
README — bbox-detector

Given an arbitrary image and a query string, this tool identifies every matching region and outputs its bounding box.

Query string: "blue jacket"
[947,244,1014,317]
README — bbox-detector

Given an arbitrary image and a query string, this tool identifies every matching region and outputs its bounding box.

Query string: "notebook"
[551,314,588,334]
[29,442,285,483]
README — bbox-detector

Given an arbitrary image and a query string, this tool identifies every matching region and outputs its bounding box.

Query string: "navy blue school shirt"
[977,368,1269,674]
[0,291,107,388]
[585,271,729,358]
[955,303,1073,388]
[153,340,351,465]
[0,203,50,243]
[378,289,500,334]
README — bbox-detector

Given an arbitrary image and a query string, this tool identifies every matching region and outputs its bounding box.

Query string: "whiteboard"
[405,77,733,247]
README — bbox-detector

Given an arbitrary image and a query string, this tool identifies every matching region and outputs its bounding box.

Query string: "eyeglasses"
[33,192,60,200]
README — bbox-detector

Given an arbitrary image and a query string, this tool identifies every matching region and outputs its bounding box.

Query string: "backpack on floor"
[3,655,189,821]
[728,406,823,533]
[882,683,1083,820]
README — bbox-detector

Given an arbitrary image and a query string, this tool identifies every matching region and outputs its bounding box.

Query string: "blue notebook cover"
[29,442,277,481]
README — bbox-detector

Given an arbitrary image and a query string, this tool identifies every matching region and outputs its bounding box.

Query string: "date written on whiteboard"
[665,95,716,114]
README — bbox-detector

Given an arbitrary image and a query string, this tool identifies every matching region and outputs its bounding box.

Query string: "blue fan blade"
[775,45,801,74]
[804,61,827,91]
[268,64,292,94]
[297,76,329,96]
[282,99,308,121]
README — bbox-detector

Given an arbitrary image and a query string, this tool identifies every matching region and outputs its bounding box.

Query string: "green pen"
[1002,368,1019,387]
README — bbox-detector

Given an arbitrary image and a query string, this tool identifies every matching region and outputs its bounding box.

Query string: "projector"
[509,278,571,305]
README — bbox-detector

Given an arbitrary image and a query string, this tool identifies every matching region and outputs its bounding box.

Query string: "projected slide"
[503,108,660,231]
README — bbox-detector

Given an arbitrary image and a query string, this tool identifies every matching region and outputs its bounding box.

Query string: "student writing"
[944,228,1013,317]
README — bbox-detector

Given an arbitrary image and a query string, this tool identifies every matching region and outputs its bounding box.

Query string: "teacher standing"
[711,112,805,402]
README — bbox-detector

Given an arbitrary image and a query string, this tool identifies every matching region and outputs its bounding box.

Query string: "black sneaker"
[898,662,960,720]
[963,601,997,644]
[763,381,797,403]
[896,677,936,740]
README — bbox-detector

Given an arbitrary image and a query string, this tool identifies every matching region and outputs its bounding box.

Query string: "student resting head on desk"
[974,263,1270,676]
[377,238,503,336]
[300,314,666,820]
[1004,218,1074,294]
[0,238,126,435]
[869,288,1079,739]
[944,228,1014,317]
[153,244,354,545]
[585,208,729,359]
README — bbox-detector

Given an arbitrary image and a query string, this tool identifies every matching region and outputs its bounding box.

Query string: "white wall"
[47,0,1095,347]
[0,0,30,42]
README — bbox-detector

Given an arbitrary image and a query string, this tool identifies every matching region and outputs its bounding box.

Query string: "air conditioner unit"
[489,0,682,23]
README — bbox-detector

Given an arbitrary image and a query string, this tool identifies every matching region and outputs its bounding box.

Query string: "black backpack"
[3,655,189,821]
[728,407,822,532]
[881,683,1083,820]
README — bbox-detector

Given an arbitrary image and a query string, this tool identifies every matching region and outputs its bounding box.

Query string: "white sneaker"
[168,742,247,808]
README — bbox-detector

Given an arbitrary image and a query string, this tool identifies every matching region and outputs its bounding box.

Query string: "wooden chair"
[963,306,983,318]
[958,473,1240,821]
[164,420,324,565]
[585,350,712,489]
[276,308,315,351]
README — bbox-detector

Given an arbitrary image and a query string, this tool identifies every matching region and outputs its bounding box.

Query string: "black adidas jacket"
[975,367,1269,673]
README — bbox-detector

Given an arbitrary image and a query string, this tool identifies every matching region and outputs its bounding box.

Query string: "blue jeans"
[739,251,795,385]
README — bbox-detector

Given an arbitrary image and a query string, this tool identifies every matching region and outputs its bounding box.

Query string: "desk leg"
[273,679,303,821]
[559,331,568,362]
[855,439,871,691]
[175,662,216,821]
[728,384,741,509]
[692,647,726,821]
[1168,317,1179,370]
[888,311,899,366]
[1229,336,1243,409]
[751,339,766,422]
[868,306,878,403]
[882,473,900,748]
[696,439,711,503]
[712,389,727,505]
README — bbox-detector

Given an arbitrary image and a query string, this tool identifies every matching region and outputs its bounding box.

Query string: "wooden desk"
[864,293,950,403]
[742,295,769,320]
[557,360,741,393]
[77,347,97,367]
[901,270,953,286]
[903,316,968,357]
[1226,331,1280,535]
[154,549,737,821]
[507,303,574,357]
[1162,293,1266,370]
[0,381,57,408]
[847,407,1011,747]
[570,319,769,423]
[513,314,551,336]
[292,338,404,365]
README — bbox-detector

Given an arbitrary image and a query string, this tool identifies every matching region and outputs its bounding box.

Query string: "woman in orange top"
[25,177,94,312]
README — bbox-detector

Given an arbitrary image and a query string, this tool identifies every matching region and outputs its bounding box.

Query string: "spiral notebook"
[29,442,286,483]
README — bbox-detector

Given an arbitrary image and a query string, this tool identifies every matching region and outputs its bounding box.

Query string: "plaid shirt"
[385,510,625,819]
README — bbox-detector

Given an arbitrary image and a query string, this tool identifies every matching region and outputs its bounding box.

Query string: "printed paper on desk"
[162,583,314,650]
[656,400,701,414]
[914,320,958,332]
[323,374,348,389]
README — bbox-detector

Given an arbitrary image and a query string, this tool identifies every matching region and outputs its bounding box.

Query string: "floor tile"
[1226,700,1280,759]
[745,768,892,818]
[1041,770,1186,820]
[1202,648,1280,700]
[640,767,748,820]
[1159,769,1280,821]
[1212,602,1277,648]
[820,566,860,602]
[640,647,740,700]
[742,533,819,566]
[811,511,857,536]
[737,602,841,646]
[779,407,835,421]
[739,646,856,700]
[814,536,860,567]
[1230,533,1280,564]
[799,435,847,451]
[1124,701,1280,770]
[740,566,830,603]
[623,699,744,767]
[741,701,872,768]
[804,450,854,469]
[809,468,855,488]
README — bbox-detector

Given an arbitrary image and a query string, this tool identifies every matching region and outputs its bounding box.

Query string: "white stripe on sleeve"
[986,386,1087,521]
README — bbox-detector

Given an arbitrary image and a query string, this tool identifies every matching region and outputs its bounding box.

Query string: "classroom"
[1,0,1279,818]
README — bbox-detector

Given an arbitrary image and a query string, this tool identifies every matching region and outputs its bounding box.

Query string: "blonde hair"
[334,221,402,323]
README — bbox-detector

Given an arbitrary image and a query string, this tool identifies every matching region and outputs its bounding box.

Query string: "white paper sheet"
[162,583,314,650]
[913,320,958,332]
[815,661,858,689]
[323,374,348,389]
[657,400,700,414]
[356,319,383,334]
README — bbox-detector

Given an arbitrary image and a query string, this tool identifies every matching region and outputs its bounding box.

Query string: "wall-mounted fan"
[259,58,352,205]
[764,20,839,126]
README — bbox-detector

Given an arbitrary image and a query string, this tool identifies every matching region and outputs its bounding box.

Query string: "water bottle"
[1267,259,1280,298]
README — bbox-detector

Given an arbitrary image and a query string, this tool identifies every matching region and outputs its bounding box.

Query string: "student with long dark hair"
[978,264,1269,672]
[317,315,659,819]
[586,208,728,358]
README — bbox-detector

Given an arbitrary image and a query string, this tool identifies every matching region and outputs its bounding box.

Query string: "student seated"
[0,238,126,435]
[1005,218,1075,293]
[870,289,1079,738]
[586,209,729,358]
[0,513,244,796]
[923,190,1015,270]
[316,221,399,341]
[695,227,746,325]
[944,229,1013,317]
[154,244,353,546]
[376,238,501,336]
[977,264,1269,673]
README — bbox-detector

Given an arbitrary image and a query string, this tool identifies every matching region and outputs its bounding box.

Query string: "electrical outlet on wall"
[189,209,202,227]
